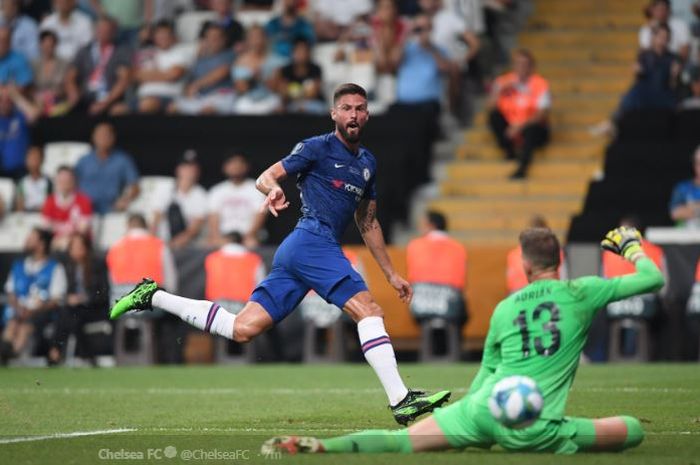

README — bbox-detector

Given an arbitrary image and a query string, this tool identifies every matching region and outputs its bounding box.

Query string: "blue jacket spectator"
[0,0,39,61]
[395,15,449,105]
[265,0,315,59]
[670,146,700,228]
[0,25,33,88]
[0,84,39,179]
[75,122,140,214]
[0,227,67,366]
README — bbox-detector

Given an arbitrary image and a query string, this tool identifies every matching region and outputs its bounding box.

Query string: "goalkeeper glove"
[601,226,644,261]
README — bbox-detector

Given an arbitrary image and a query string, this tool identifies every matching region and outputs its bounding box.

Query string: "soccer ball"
[488,375,543,429]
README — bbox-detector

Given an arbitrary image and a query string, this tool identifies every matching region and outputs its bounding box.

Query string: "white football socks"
[357,316,409,406]
[152,291,235,340]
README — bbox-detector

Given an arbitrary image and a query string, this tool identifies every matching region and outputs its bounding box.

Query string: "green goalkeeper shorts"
[432,395,596,454]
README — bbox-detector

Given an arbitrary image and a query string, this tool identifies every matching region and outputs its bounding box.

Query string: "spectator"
[406,210,467,324]
[134,19,190,114]
[39,0,94,62]
[0,0,40,62]
[204,0,245,51]
[420,0,480,122]
[232,25,284,114]
[170,23,235,115]
[0,25,33,88]
[309,0,373,42]
[640,0,690,61]
[41,166,92,250]
[488,48,551,180]
[106,213,177,298]
[207,152,266,248]
[32,30,70,116]
[670,145,700,227]
[15,146,52,212]
[0,84,40,179]
[0,227,67,366]
[47,233,109,365]
[370,0,409,75]
[393,14,450,138]
[65,15,131,116]
[622,26,680,113]
[88,0,147,45]
[265,0,315,59]
[148,0,195,23]
[74,122,140,214]
[151,150,208,249]
[277,37,325,113]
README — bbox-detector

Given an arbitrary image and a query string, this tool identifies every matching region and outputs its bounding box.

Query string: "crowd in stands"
[0,0,518,122]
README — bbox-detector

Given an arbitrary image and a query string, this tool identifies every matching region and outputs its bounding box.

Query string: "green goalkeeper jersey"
[468,257,664,421]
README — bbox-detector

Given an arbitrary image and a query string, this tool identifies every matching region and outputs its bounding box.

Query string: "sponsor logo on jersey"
[331,179,365,197]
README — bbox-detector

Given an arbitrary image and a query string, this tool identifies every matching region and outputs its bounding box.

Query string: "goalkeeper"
[263,226,665,455]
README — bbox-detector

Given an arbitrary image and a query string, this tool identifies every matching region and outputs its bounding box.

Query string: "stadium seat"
[128,176,175,219]
[237,10,273,28]
[419,319,462,363]
[0,212,43,252]
[176,10,218,43]
[114,317,156,366]
[608,319,651,362]
[43,141,91,178]
[0,177,15,213]
[97,212,128,250]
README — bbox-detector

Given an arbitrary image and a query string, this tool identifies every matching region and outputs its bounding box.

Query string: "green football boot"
[391,389,451,426]
[109,278,161,320]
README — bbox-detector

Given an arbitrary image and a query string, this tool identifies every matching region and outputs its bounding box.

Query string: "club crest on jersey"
[363,168,371,181]
[291,142,304,155]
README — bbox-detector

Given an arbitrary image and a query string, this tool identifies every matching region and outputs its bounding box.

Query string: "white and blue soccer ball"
[488,375,543,429]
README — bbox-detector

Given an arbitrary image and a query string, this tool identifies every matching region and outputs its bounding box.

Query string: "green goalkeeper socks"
[320,429,413,453]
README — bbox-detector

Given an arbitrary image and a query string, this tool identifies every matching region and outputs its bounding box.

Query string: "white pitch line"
[0,428,137,445]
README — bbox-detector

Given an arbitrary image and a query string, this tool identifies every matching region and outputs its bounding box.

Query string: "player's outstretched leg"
[569,416,644,452]
[262,413,452,455]
[109,278,272,342]
[344,291,451,425]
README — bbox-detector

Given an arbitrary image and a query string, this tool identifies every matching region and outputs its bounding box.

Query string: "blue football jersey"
[281,132,377,242]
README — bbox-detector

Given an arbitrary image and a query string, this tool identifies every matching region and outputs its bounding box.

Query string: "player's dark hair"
[426,210,447,232]
[519,228,560,271]
[128,213,148,230]
[333,83,367,104]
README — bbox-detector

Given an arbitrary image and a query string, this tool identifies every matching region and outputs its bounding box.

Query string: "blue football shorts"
[250,228,368,322]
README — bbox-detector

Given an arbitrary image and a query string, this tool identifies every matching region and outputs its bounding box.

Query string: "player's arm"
[354,199,412,303]
[255,162,290,217]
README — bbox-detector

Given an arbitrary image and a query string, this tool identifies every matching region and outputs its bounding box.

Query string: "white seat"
[128,176,175,219]
[97,212,129,250]
[0,213,44,252]
[43,142,92,178]
[176,11,218,43]
[237,10,273,28]
[0,177,15,213]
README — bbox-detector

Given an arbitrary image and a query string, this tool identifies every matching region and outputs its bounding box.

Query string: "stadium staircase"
[429,0,648,245]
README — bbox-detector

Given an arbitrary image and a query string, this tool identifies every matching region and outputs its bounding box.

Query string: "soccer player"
[109,83,450,425]
[262,226,665,455]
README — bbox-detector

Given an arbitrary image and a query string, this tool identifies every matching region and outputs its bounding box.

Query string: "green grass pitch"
[1,364,699,464]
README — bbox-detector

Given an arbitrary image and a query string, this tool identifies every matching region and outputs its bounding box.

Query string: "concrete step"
[519,31,638,48]
[466,127,599,145]
[457,142,605,161]
[440,179,589,197]
[446,213,571,232]
[429,198,583,215]
[534,48,637,64]
[445,160,600,180]
[527,15,642,29]
[453,229,568,246]
[473,111,609,128]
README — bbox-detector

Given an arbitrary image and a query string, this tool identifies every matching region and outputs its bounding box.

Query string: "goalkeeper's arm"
[601,227,665,301]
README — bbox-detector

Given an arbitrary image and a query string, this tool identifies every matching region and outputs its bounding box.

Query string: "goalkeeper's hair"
[520,227,561,271]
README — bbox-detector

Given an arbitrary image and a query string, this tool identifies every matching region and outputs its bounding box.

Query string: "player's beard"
[337,122,362,144]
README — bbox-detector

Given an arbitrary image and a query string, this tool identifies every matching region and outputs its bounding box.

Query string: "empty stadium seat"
[128,176,176,218]
[176,11,217,43]
[0,213,43,251]
[43,142,91,178]
[97,212,128,250]
[0,177,15,212]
